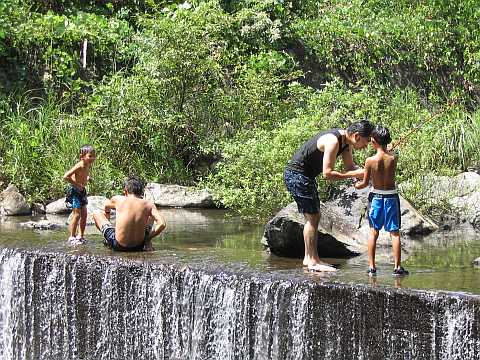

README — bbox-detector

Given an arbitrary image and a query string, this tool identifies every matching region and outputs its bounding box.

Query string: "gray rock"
[32,203,46,214]
[86,196,108,214]
[414,172,480,199]
[67,196,109,226]
[473,257,480,266]
[408,172,480,229]
[46,198,70,214]
[0,184,31,216]
[264,184,438,258]
[263,202,362,258]
[144,183,216,208]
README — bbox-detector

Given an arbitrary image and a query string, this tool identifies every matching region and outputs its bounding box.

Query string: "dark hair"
[371,125,392,146]
[123,175,146,197]
[346,120,374,138]
[79,144,95,158]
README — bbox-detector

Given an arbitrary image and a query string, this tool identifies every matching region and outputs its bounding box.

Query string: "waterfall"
[0,247,478,360]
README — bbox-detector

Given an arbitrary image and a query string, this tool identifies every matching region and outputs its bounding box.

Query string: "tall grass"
[0,93,120,202]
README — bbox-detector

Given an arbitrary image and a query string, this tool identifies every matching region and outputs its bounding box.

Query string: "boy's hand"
[353,180,365,190]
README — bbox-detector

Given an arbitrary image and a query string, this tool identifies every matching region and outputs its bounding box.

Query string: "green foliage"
[205,82,480,219]
[204,84,368,218]
[1,0,480,222]
[0,0,134,93]
[292,0,459,93]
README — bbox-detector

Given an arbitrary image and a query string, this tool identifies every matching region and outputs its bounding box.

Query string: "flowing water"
[0,209,478,359]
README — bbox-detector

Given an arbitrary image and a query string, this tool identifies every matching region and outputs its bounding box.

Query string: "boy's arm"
[146,204,167,241]
[341,146,364,179]
[63,162,84,189]
[323,142,361,180]
[354,159,372,189]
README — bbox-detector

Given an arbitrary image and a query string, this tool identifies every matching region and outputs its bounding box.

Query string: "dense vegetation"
[0,0,479,219]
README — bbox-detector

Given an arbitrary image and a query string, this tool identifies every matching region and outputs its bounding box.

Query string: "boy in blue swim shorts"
[354,126,408,276]
[63,145,96,245]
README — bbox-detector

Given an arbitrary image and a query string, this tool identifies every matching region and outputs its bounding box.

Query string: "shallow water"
[0,209,479,295]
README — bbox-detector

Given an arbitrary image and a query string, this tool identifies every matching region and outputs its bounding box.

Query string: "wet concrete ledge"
[0,247,478,360]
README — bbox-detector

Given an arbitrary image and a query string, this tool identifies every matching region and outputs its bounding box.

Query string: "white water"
[0,248,478,360]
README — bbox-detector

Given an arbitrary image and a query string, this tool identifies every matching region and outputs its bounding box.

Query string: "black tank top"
[286,129,348,178]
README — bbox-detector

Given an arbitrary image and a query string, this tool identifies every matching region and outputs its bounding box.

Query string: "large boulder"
[144,183,216,208]
[68,195,109,226]
[401,172,480,230]
[46,198,70,214]
[264,184,438,258]
[263,202,362,258]
[0,184,31,216]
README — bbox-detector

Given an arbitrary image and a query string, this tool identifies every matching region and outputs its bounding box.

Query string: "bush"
[206,82,480,219]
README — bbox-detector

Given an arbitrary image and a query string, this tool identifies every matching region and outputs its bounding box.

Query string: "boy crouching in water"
[93,176,166,251]
[63,144,96,245]
[354,126,409,276]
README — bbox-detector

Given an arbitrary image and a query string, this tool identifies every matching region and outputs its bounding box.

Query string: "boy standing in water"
[93,176,166,252]
[354,126,409,276]
[63,145,96,245]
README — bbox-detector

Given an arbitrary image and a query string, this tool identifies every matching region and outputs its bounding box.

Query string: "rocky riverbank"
[0,183,218,229]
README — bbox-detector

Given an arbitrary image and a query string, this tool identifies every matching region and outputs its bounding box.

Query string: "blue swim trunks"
[367,191,401,232]
[65,186,88,209]
[284,168,320,214]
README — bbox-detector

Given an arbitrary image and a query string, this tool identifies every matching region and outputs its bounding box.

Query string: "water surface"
[0,209,479,295]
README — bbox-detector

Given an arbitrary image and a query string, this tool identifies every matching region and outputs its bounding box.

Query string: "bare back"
[114,196,154,247]
[367,151,397,190]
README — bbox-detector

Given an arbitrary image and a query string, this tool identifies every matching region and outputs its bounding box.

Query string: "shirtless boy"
[354,125,408,276]
[93,176,166,252]
[63,144,96,245]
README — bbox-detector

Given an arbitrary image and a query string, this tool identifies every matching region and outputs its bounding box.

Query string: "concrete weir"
[0,247,478,360]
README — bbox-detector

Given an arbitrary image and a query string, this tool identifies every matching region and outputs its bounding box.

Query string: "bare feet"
[307,262,337,272]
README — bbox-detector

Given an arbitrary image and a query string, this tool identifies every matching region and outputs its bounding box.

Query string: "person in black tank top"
[284,120,373,272]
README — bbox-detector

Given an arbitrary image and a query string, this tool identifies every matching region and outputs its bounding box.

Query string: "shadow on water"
[0,209,479,294]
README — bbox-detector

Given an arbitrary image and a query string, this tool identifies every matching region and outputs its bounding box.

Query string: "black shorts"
[101,223,152,252]
[284,168,320,214]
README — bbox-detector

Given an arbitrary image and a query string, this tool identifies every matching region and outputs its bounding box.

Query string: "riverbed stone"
[264,184,438,258]
[46,198,70,214]
[144,183,216,208]
[0,184,31,216]
[20,220,63,230]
